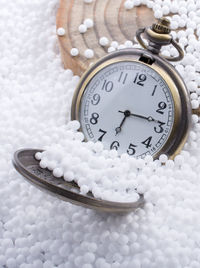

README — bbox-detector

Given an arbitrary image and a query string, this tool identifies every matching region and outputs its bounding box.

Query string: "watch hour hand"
[115,110,131,135]
[115,127,121,135]
[115,116,126,135]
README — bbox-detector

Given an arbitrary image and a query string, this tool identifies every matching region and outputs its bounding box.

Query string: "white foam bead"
[170,31,177,39]
[80,185,90,195]
[84,0,93,3]
[161,50,170,57]
[188,11,197,19]
[6,258,17,268]
[79,24,87,33]
[172,14,181,23]
[53,167,64,178]
[124,0,134,9]
[162,5,170,15]
[107,46,116,53]
[177,30,186,39]
[179,7,188,15]
[194,62,200,72]
[146,0,153,8]
[196,28,200,37]
[124,40,133,48]
[137,185,146,194]
[39,159,48,169]
[35,152,42,160]
[118,44,126,50]
[192,114,199,124]
[154,10,163,19]
[165,159,174,169]
[32,260,43,268]
[57,27,65,36]
[186,46,194,53]
[196,83,200,92]
[159,154,168,163]
[186,28,194,36]
[182,53,196,65]
[74,132,84,141]
[189,131,197,141]
[99,37,109,46]
[191,92,198,100]
[171,21,178,30]
[83,252,95,263]
[144,155,153,163]
[67,120,80,130]
[84,49,94,59]
[82,264,93,268]
[188,3,196,12]
[133,0,141,6]
[175,64,184,73]
[93,142,104,153]
[70,48,79,57]
[174,155,184,166]
[179,19,186,28]
[163,0,171,6]
[191,99,199,109]
[84,18,94,28]
[0,255,6,266]
[110,41,119,48]
[43,261,54,268]
[170,47,178,56]
[170,2,178,13]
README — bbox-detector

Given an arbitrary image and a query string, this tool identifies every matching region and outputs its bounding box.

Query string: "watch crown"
[152,17,171,34]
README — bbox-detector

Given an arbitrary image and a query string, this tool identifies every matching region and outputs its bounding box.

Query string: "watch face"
[79,60,175,158]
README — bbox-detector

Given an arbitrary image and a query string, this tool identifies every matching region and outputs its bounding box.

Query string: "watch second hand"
[118,110,159,123]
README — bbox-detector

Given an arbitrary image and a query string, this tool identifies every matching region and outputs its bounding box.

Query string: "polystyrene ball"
[84,18,94,28]
[124,0,134,10]
[79,24,87,33]
[57,27,65,36]
[99,37,109,46]
[84,49,94,59]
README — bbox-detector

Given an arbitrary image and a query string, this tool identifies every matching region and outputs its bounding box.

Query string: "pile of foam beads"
[1,0,200,267]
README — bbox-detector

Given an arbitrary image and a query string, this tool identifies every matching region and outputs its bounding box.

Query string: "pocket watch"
[71,17,192,159]
[12,18,192,213]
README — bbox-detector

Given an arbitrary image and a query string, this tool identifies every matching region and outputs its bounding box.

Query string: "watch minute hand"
[130,113,160,123]
[118,111,159,123]
[119,110,150,121]
[130,113,149,121]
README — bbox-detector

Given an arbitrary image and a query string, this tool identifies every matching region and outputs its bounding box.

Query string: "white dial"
[79,61,175,158]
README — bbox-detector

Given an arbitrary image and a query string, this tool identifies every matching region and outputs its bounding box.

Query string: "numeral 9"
[91,94,100,105]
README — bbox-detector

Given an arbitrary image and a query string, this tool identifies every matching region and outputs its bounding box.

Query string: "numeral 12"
[133,73,147,86]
